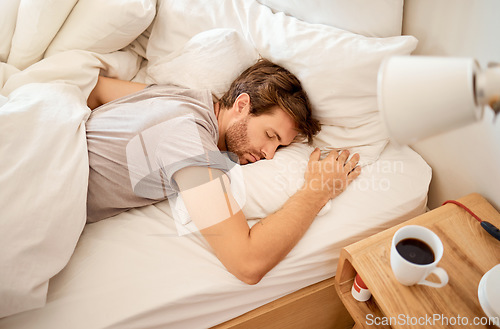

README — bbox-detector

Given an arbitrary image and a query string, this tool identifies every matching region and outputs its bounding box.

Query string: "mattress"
[0,142,431,329]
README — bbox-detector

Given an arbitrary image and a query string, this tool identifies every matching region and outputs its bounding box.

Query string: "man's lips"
[243,153,257,163]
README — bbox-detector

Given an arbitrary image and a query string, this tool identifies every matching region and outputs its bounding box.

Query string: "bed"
[0,0,431,328]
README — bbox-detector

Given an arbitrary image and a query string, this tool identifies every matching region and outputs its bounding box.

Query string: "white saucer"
[478,264,500,327]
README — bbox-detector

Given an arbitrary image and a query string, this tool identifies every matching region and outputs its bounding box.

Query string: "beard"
[224,117,256,164]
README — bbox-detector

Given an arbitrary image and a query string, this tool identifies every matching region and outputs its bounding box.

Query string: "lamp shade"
[377,56,482,145]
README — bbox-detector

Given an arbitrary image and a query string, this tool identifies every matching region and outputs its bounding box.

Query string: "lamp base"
[477,64,500,115]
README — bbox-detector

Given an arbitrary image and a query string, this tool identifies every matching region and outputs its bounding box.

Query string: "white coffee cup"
[390,225,449,287]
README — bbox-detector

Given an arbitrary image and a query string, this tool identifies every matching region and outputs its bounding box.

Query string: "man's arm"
[174,148,361,284]
[87,76,147,110]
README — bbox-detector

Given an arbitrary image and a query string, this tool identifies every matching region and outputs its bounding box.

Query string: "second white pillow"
[146,29,260,99]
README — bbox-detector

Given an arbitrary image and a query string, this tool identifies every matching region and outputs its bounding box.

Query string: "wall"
[402,0,500,210]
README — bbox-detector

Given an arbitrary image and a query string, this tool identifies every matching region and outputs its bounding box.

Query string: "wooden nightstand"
[335,193,500,329]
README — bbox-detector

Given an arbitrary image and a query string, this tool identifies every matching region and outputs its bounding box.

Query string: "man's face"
[225,106,298,165]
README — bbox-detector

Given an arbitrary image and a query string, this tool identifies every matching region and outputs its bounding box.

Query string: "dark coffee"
[396,238,435,265]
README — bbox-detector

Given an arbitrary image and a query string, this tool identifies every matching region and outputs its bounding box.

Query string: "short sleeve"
[125,113,235,200]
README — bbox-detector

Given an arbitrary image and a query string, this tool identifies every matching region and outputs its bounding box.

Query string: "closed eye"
[267,130,281,141]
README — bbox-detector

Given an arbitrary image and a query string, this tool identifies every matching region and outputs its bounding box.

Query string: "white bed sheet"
[0,142,431,329]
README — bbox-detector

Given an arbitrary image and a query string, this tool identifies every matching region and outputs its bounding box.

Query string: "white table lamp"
[377,56,500,145]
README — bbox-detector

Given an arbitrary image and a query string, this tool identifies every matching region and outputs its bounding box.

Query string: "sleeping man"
[86,59,361,284]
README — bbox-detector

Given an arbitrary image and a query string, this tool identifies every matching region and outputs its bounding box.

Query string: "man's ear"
[233,93,250,115]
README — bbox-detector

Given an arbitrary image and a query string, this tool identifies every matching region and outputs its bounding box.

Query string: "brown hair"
[219,58,320,144]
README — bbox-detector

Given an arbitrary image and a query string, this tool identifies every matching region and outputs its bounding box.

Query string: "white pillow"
[0,83,90,317]
[6,0,78,70]
[147,29,259,98]
[147,0,417,145]
[0,0,21,63]
[45,0,156,57]
[313,113,391,166]
[241,143,312,219]
[257,0,404,37]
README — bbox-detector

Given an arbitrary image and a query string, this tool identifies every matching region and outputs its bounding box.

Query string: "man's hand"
[303,148,361,206]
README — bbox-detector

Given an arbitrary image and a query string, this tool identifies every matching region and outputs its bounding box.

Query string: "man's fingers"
[344,153,360,172]
[309,148,321,162]
[347,166,362,184]
[304,148,362,201]
[325,149,339,160]
[336,150,350,167]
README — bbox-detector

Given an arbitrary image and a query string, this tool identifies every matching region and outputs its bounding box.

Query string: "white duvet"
[0,83,89,317]
[0,46,151,317]
[0,0,155,317]
[0,0,428,323]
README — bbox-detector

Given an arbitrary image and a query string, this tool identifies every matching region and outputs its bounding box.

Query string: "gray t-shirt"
[86,84,231,223]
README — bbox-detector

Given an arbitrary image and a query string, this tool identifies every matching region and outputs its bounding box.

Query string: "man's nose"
[261,142,278,160]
